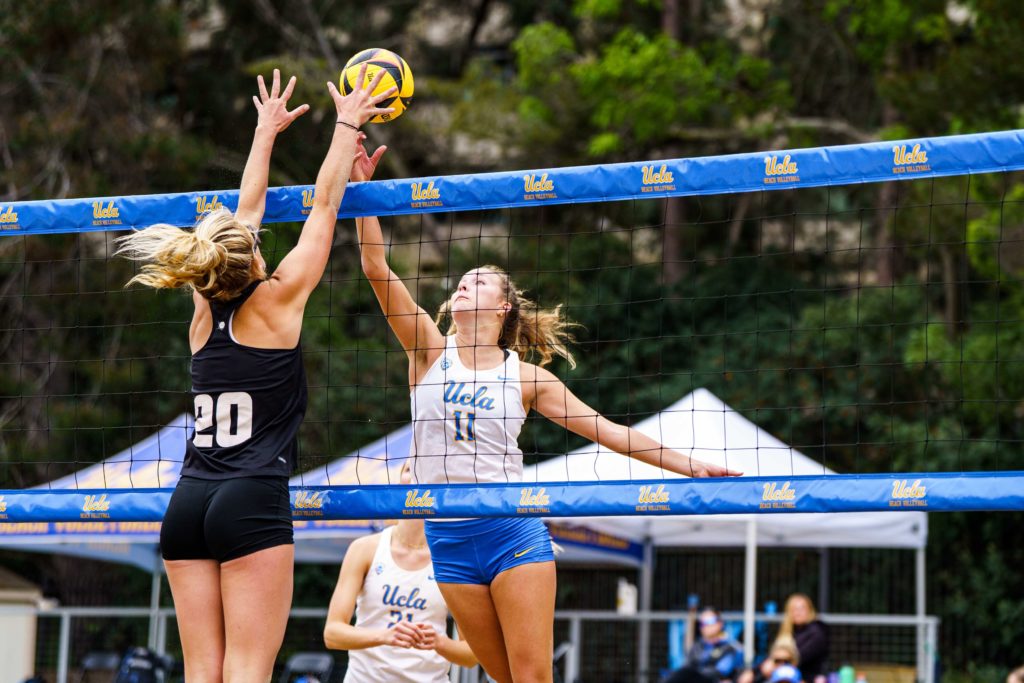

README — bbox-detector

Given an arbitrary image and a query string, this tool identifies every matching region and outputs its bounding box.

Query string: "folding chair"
[277,652,335,683]
[77,651,121,683]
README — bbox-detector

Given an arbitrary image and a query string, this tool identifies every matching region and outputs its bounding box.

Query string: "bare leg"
[438,582,514,683]
[220,544,294,683]
[164,559,225,683]
[491,561,556,683]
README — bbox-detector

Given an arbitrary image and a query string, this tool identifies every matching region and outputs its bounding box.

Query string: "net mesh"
[1,151,1022,505]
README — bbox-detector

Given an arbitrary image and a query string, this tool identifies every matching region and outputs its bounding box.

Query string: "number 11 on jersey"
[452,410,476,441]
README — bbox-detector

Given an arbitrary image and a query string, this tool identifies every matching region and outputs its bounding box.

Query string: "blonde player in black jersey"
[116,68,394,683]
[351,143,741,683]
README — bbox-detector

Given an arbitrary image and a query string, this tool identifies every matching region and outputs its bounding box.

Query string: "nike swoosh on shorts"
[513,546,536,559]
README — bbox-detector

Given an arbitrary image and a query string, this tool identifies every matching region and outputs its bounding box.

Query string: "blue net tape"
[2,130,1022,235]
[0,472,1021,523]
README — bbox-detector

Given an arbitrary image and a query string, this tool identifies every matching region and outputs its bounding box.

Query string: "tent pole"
[148,556,161,650]
[916,545,927,683]
[743,519,757,666]
[637,536,654,682]
[818,547,830,612]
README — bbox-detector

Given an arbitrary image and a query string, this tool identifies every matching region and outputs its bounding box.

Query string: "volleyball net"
[2,130,1024,523]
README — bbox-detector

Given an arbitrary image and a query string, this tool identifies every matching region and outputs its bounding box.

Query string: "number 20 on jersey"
[193,392,253,447]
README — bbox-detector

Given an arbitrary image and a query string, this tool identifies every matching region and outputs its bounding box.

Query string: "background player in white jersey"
[352,144,741,683]
[324,463,477,682]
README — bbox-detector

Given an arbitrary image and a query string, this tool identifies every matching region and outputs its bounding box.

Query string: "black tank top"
[182,281,308,479]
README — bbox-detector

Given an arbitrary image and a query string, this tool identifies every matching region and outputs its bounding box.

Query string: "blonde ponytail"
[436,265,579,368]
[115,209,263,301]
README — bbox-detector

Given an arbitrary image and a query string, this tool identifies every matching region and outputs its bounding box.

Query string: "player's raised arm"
[526,363,742,478]
[270,65,395,306]
[351,143,445,376]
[235,69,309,228]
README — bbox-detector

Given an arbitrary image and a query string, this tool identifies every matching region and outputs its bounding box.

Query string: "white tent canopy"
[524,387,927,549]
[524,387,929,674]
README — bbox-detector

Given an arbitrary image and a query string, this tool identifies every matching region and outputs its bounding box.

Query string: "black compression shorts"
[160,475,293,563]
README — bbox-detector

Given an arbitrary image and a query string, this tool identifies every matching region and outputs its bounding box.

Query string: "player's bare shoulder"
[518,360,551,408]
[343,530,383,569]
[349,530,383,554]
[519,360,558,384]
[519,360,563,412]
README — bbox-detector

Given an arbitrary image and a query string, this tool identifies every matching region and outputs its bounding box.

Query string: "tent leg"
[916,546,927,683]
[818,547,830,612]
[637,537,654,682]
[743,519,757,667]
[148,563,161,650]
[57,610,70,683]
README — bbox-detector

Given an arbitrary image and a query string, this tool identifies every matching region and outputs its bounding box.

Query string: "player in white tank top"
[353,145,739,683]
[324,518,477,682]
[410,334,526,485]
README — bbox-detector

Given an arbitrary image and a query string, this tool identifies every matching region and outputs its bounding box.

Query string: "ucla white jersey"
[345,527,450,683]
[410,336,527,486]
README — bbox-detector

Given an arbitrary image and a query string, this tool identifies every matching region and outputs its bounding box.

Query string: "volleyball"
[340,48,414,123]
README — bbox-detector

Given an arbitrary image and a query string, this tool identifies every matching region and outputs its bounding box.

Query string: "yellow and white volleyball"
[340,48,414,123]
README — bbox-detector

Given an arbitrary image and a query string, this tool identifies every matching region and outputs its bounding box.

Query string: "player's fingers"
[257,74,270,102]
[355,63,369,90]
[369,145,388,165]
[281,75,297,100]
[369,85,398,105]
[286,103,310,122]
[365,66,386,93]
[271,68,281,98]
[394,622,417,638]
[326,81,342,102]
[252,95,262,111]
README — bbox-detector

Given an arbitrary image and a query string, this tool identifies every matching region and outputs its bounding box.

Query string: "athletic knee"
[510,660,554,683]
[183,662,223,683]
[223,660,273,683]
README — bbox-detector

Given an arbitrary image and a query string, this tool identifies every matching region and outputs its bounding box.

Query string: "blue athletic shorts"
[424,517,555,585]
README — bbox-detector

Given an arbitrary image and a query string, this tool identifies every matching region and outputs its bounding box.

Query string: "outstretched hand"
[351,133,387,182]
[328,63,397,129]
[687,458,743,478]
[252,68,309,133]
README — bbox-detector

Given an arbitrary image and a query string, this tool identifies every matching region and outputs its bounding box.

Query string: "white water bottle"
[616,577,638,615]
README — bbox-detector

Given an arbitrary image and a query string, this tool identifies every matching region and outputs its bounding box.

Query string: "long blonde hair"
[435,265,579,369]
[777,593,818,641]
[115,209,263,301]
[768,635,801,666]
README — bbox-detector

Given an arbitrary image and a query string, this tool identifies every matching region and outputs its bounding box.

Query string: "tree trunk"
[873,179,898,286]
[456,0,493,74]
[873,52,901,286]
[662,0,679,36]
[661,0,684,285]
[725,192,753,258]
[939,245,963,338]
